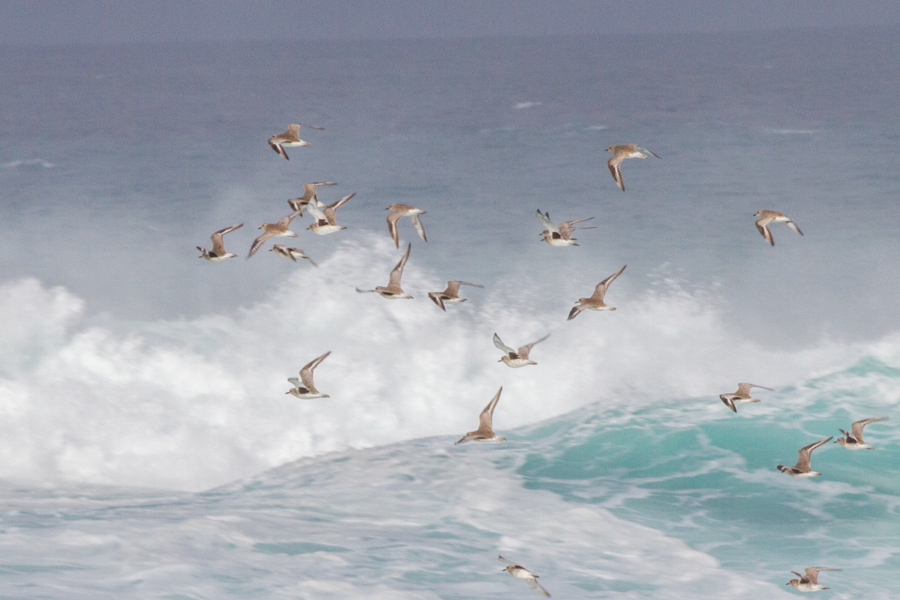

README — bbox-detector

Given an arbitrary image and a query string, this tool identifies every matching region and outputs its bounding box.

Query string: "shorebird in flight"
[268,123,323,160]
[719,383,773,413]
[248,212,302,257]
[427,280,482,311]
[786,567,841,592]
[567,265,626,320]
[386,203,428,248]
[493,332,550,368]
[356,243,413,299]
[286,351,332,399]
[269,244,317,267]
[535,209,595,247]
[777,436,832,477]
[835,416,888,450]
[456,388,506,444]
[754,210,803,246]
[498,556,550,597]
[606,144,660,191]
[287,181,337,213]
[307,193,355,235]
[197,223,243,261]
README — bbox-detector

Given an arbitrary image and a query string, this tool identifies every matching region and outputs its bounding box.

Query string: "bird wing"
[427,292,446,311]
[386,209,403,248]
[325,193,355,225]
[797,437,832,469]
[567,304,584,321]
[306,201,327,222]
[388,244,411,287]
[608,157,625,191]
[535,209,557,232]
[248,231,275,257]
[755,217,774,246]
[493,333,517,356]
[528,578,551,597]
[851,416,887,441]
[300,351,331,389]
[478,387,502,430]
[268,138,289,160]
[786,220,803,236]
[637,146,660,158]
[590,265,627,301]
[410,213,427,242]
[518,333,550,357]
[559,217,596,238]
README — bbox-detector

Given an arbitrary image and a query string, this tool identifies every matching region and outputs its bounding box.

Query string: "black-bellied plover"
[835,416,888,450]
[356,243,413,299]
[248,212,301,257]
[197,224,243,261]
[427,281,482,311]
[455,388,506,444]
[786,567,841,592]
[606,144,660,191]
[567,265,626,320]
[493,332,550,368]
[535,209,595,247]
[386,203,427,248]
[719,383,773,413]
[754,210,803,246]
[270,244,317,267]
[777,436,832,477]
[307,193,355,235]
[286,351,331,399]
[498,556,550,597]
[268,123,323,160]
[287,181,337,213]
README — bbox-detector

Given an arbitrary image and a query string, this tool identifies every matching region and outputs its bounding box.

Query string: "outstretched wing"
[590,265,627,301]
[493,333,516,356]
[388,244,411,287]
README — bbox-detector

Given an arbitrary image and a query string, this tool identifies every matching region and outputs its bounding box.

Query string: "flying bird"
[754,210,803,246]
[498,556,550,597]
[455,388,506,444]
[427,281,482,311]
[356,243,413,299]
[197,223,243,261]
[386,203,428,248]
[270,244,317,267]
[535,209,595,247]
[268,123,323,160]
[307,193,355,235]
[606,144,660,191]
[835,416,888,450]
[567,265,626,320]
[493,332,550,368]
[248,212,302,257]
[286,351,332,399]
[786,567,841,592]
[777,436,832,477]
[287,181,337,213]
[719,383,773,413]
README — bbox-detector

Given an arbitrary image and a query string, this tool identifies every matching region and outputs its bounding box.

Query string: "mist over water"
[1,26,899,598]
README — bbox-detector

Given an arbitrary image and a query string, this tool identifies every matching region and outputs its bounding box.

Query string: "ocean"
[0,25,899,598]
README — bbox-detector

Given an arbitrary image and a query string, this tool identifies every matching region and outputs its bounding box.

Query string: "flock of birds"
[194,123,887,596]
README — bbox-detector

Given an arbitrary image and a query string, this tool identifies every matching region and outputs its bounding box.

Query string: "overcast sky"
[3,0,900,45]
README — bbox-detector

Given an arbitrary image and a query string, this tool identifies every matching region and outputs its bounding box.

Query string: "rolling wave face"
[1,348,897,599]
[0,234,865,491]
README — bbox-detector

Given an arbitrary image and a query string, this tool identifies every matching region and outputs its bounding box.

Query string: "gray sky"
[3,0,900,45]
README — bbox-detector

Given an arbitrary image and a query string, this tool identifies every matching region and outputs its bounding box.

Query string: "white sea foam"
[1,158,55,169]
[0,237,870,492]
